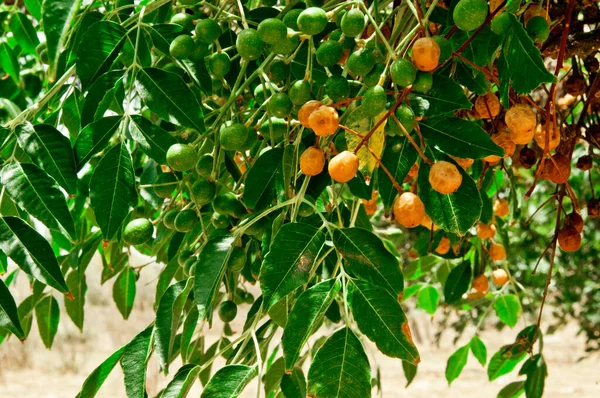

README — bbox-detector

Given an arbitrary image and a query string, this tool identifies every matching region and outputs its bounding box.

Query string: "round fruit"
[489,242,506,261]
[177,249,194,266]
[435,237,451,255]
[429,161,462,194]
[393,192,425,228]
[491,12,511,35]
[346,49,375,76]
[588,198,600,219]
[257,18,288,44]
[167,144,198,172]
[411,37,440,72]
[174,209,198,232]
[259,117,287,141]
[268,34,299,55]
[493,198,509,217]
[329,29,355,49]
[254,82,278,105]
[228,246,246,272]
[364,63,385,88]
[297,7,328,35]
[212,213,230,229]
[191,179,216,205]
[169,35,194,60]
[268,92,293,118]
[289,80,312,105]
[432,36,452,62]
[268,60,289,83]
[341,8,365,37]
[308,106,339,136]
[412,72,433,93]
[576,155,593,171]
[208,53,231,78]
[328,151,359,183]
[477,223,496,239]
[195,18,221,43]
[534,124,560,151]
[484,131,515,163]
[300,147,325,176]
[283,9,302,31]
[544,153,571,184]
[154,173,178,198]
[163,208,178,229]
[390,58,417,87]
[220,123,248,151]
[183,257,196,276]
[505,104,537,145]
[492,269,508,287]
[453,0,488,32]
[123,218,154,245]
[316,41,343,67]
[218,300,238,323]
[558,226,581,252]
[190,40,211,62]
[236,29,264,60]
[527,16,550,43]
[326,75,350,102]
[360,85,387,117]
[519,147,537,169]
[213,192,238,215]
[196,153,214,177]
[420,213,439,230]
[389,104,415,135]
[298,201,315,217]
[473,274,489,293]
[475,92,500,119]
[298,100,323,128]
[170,13,193,31]
[365,40,387,63]
[566,212,584,233]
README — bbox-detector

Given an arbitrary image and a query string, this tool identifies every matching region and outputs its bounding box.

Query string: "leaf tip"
[65,292,75,301]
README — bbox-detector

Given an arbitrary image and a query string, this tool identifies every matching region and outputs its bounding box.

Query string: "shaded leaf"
[520,354,547,398]
[409,75,471,117]
[443,262,472,303]
[488,345,527,381]
[43,0,82,79]
[35,295,60,349]
[0,42,20,84]
[74,116,122,169]
[121,326,153,398]
[76,346,125,398]
[200,364,256,398]
[161,364,200,398]
[244,148,284,211]
[81,70,125,127]
[445,344,469,385]
[129,115,178,165]
[9,13,40,55]
[402,361,418,387]
[0,277,25,339]
[280,367,306,398]
[497,381,525,398]
[113,266,136,320]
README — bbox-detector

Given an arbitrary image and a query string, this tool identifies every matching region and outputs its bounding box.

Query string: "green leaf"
[280,367,306,398]
[113,266,136,320]
[194,235,235,321]
[307,327,371,398]
[89,143,137,241]
[263,357,285,395]
[24,0,42,20]
[155,278,193,373]
[445,344,469,385]
[0,216,68,294]
[9,13,40,55]
[488,345,527,381]
[155,257,180,308]
[76,21,126,89]
[129,115,178,165]
[470,335,487,366]
[121,326,153,398]
[244,148,284,211]
[76,346,125,398]
[179,306,198,363]
[15,123,78,194]
[135,68,205,132]
[409,74,471,117]
[64,269,87,331]
[149,24,184,56]
[0,42,20,84]
[333,227,404,295]
[520,355,547,398]
[497,381,525,398]
[43,0,82,79]
[494,294,521,328]
[260,222,326,309]
[74,116,122,169]
[35,295,60,349]
[282,279,341,371]
[502,14,556,94]
[443,262,472,303]
[161,364,200,398]
[417,155,482,235]
[420,117,504,160]
[200,364,256,398]
[348,279,420,363]
[417,285,439,315]
[402,361,418,387]
[81,70,124,127]
[454,61,490,95]
[0,277,25,339]
[378,136,419,210]
[1,162,76,239]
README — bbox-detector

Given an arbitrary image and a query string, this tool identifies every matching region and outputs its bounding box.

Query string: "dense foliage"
[0,0,599,397]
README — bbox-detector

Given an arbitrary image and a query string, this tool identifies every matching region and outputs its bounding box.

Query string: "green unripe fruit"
[154,173,178,198]
[183,257,197,276]
[259,118,287,141]
[283,9,302,31]
[297,7,328,35]
[490,13,511,35]
[341,8,365,37]
[212,213,230,229]
[228,247,246,272]
[39,49,49,64]
[346,50,375,76]
[390,58,417,87]
[170,13,193,31]
[242,292,255,304]
[177,249,194,266]
[326,75,350,102]
[432,36,452,62]
[267,60,289,83]
[236,29,264,60]
[268,92,293,118]
[390,104,415,135]
[174,209,197,232]
[254,82,278,105]
[365,40,387,64]
[361,85,387,117]
[190,40,211,62]
[329,29,355,49]
[298,201,315,217]
[257,18,288,44]
[364,63,385,88]
[213,192,239,215]
[334,133,347,152]
[267,34,299,56]
[412,72,433,94]
[289,80,312,105]
[218,300,238,323]
[163,63,183,75]
[241,129,257,151]
[163,208,178,229]
[191,179,216,205]
[453,0,488,32]
[316,41,343,67]
[123,218,154,245]
[220,123,248,151]
[526,16,550,43]
[169,35,194,59]
[195,18,221,43]
[196,153,214,177]
[208,53,231,78]
[167,143,198,172]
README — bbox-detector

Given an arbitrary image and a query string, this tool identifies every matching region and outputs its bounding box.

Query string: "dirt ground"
[0,256,598,398]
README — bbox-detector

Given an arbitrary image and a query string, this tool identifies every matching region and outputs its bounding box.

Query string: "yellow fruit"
[473,274,489,293]
[492,269,508,286]
[534,123,561,151]
[493,198,509,217]
[485,131,515,163]
[505,104,537,145]
[411,37,440,72]
[477,223,496,239]
[475,92,501,119]
[300,147,325,176]
[328,150,359,183]
[393,192,425,228]
[435,236,451,255]
[429,161,462,194]
[489,242,506,261]
[298,100,323,128]
[308,105,339,136]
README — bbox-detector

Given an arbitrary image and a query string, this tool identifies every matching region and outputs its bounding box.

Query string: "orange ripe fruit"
[308,105,339,136]
[420,213,439,231]
[485,131,515,163]
[534,124,561,151]
[429,161,462,194]
[411,37,440,72]
[492,269,508,287]
[473,274,489,293]
[328,150,359,183]
[566,212,584,233]
[298,100,323,128]
[475,92,501,119]
[558,225,581,252]
[493,198,509,217]
[435,236,451,255]
[544,153,571,184]
[477,223,496,239]
[299,147,325,176]
[489,242,506,261]
[451,156,474,170]
[393,192,425,228]
[505,104,537,145]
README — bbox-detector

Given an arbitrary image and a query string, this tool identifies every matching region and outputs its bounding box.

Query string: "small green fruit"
[412,72,433,93]
[174,209,197,232]
[316,41,343,67]
[154,173,178,198]
[220,123,248,152]
[170,13,194,31]
[526,16,550,43]
[346,49,375,76]
[341,8,365,37]
[268,92,293,118]
[236,29,264,60]
[123,218,154,245]
[218,300,238,323]
[163,208,178,229]
[195,18,221,43]
[390,58,417,87]
[191,179,216,205]
[167,143,198,172]
[283,9,302,31]
[196,153,214,177]
[490,12,511,35]
[208,53,231,78]
[258,18,288,44]
[228,247,246,272]
[289,80,312,105]
[297,7,328,36]
[453,0,488,32]
[169,35,194,60]
[326,75,351,102]
[213,192,239,215]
